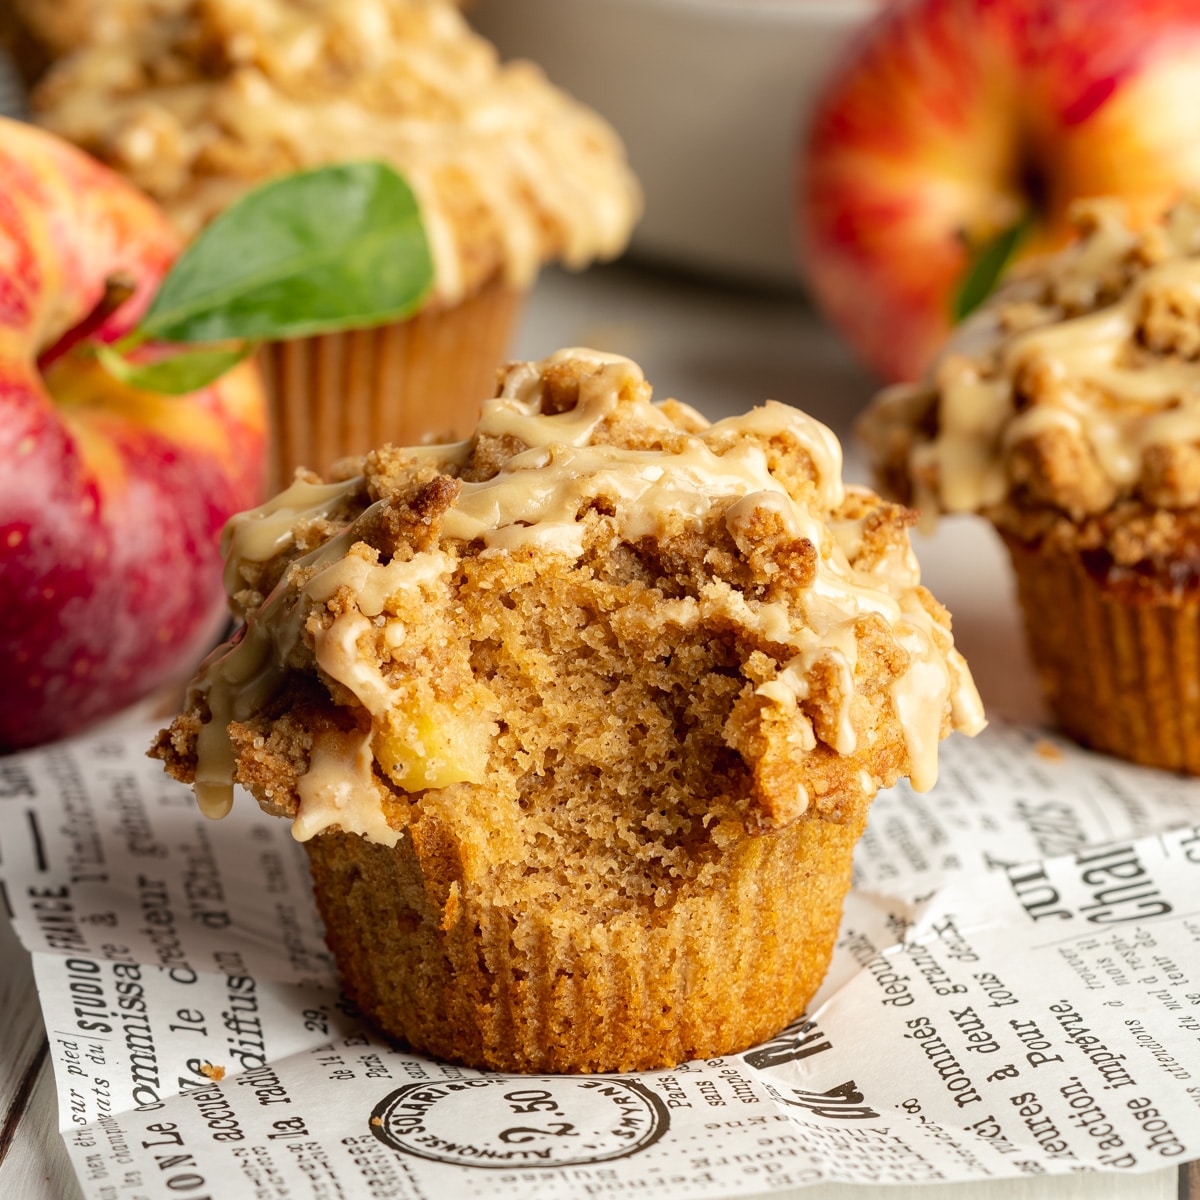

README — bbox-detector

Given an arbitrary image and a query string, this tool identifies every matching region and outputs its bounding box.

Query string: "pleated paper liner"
[304,808,865,1074]
[1002,531,1200,773]
[258,279,521,491]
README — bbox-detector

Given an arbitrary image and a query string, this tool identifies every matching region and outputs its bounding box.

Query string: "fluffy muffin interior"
[154,350,982,923]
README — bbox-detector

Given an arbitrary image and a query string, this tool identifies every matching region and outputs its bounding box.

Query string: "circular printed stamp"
[370,1076,669,1169]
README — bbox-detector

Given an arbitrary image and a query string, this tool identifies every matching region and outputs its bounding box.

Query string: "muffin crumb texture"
[154,348,982,1071]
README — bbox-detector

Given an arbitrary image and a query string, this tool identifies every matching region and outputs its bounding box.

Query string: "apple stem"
[36,274,138,373]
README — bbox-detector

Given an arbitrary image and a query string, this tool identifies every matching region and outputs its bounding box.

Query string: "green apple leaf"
[137,161,435,343]
[952,214,1033,324]
[95,340,256,395]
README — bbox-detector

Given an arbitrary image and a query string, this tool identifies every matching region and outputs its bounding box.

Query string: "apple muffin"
[860,197,1200,771]
[153,348,984,1073]
[23,0,640,489]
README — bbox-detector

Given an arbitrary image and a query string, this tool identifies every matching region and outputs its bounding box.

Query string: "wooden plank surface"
[0,918,82,1200]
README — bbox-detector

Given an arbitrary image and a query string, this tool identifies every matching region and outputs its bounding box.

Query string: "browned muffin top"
[861,198,1200,558]
[25,0,640,306]
[153,349,982,906]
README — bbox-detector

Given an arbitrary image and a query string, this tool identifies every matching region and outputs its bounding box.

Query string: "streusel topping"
[153,349,983,866]
[861,198,1200,526]
[28,0,640,305]
[10,0,189,56]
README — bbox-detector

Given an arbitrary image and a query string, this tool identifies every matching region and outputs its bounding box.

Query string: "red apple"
[801,0,1200,382]
[0,117,267,750]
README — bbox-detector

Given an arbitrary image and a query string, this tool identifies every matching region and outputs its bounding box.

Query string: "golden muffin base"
[260,279,520,489]
[1003,531,1200,773]
[304,810,864,1075]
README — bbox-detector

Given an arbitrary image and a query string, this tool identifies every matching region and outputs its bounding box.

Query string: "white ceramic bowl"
[469,0,877,289]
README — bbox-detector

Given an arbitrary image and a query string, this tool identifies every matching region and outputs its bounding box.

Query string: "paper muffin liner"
[1001,531,1200,773]
[303,810,865,1074]
[259,279,521,490]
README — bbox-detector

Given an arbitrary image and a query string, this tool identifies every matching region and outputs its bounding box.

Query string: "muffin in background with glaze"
[861,197,1200,772]
[152,348,983,1073]
[24,0,640,489]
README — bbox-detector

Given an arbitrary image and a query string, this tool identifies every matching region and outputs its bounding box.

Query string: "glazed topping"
[29,0,640,305]
[291,726,397,846]
[864,198,1200,522]
[187,348,983,840]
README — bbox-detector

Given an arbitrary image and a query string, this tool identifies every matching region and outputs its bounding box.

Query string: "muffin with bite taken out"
[153,347,983,1073]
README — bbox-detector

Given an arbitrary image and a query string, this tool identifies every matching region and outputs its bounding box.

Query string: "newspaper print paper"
[2,719,1199,1198]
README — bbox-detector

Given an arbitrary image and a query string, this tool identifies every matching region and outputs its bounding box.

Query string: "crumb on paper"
[200,1063,226,1081]
[1034,739,1064,762]
[370,1117,383,1127]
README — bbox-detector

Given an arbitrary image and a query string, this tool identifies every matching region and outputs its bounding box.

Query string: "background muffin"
[154,348,983,1073]
[21,0,640,488]
[861,198,1200,771]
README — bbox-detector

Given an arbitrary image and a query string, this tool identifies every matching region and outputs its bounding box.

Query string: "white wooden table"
[1,260,1194,1200]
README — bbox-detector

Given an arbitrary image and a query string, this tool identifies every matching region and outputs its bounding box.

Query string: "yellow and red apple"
[0,117,267,750]
[801,0,1200,382]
